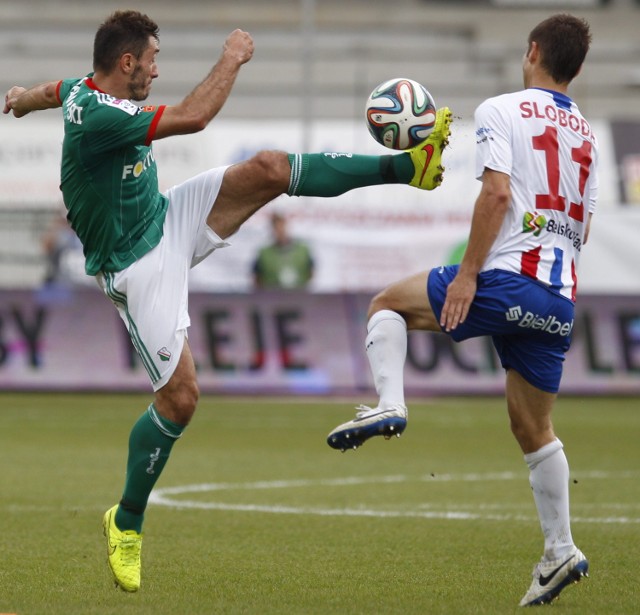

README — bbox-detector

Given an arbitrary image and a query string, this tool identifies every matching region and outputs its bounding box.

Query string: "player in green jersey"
[252,212,315,290]
[3,10,452,592]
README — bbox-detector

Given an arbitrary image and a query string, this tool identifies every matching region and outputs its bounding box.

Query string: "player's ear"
[120,53,136,75]
[527,41,540,63]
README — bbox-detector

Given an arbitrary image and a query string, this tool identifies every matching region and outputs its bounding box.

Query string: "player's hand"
[3,86,27,117]
[440,273,477,332]
[223,29,254,66]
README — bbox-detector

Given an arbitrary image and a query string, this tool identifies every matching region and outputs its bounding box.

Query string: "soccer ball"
[365,78,437,150]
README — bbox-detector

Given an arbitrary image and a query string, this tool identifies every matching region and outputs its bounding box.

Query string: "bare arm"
[154,29,254,139]
[440,168,511,332]
[3,81,61,118]
[583,212,593,245]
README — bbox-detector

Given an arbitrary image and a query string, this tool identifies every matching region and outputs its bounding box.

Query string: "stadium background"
[1,0,639,395]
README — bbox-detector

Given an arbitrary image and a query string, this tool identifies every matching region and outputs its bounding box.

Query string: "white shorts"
[96,167,231,391]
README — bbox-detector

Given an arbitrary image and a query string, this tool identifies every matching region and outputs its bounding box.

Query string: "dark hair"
[528,14,591,84]
[93,10,159,74]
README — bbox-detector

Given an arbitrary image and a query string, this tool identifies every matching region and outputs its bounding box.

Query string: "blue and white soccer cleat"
[519,548,589,607]
[327,404,407,451]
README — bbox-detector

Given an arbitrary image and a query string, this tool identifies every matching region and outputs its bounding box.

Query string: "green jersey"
[57,75,168,275]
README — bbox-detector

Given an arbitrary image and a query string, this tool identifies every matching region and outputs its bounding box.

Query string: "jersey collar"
[529,87,573,111]
[85,75,106,94]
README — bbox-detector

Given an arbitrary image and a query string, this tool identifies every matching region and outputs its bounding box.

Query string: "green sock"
[287,153,414,197]
[115,403,185,533]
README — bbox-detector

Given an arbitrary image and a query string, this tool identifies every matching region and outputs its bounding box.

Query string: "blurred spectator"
[252,212,314,290]
[41,209,83,286]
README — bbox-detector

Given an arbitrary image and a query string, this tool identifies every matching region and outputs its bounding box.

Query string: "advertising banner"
[1,288,638,395]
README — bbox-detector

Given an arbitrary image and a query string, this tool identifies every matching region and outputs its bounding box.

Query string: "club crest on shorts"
[157,347,172,362]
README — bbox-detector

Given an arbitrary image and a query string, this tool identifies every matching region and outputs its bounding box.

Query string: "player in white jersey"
[327,13,594,607]
[476,87,597,301]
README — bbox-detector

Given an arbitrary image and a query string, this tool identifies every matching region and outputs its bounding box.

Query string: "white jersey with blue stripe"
[474,87,598,301]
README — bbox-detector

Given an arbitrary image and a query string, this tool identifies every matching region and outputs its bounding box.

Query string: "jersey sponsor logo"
[545,219,583,251]
[505,305,573,336]
[521,212,583,251]
[94,92,139,116]
[522,212,547,237]
[122,149,156,180]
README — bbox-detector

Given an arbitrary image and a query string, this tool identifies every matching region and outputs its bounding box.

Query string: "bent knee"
[251,150,290,190]
[367,290,391,319]
[367,284,438,331]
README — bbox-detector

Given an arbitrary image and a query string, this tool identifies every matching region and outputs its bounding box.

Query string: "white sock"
[524,438,575,562]
[365,310,407,409]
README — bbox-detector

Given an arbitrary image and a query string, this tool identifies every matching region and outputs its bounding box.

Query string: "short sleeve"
[56,78,82,104]
[81,101,164,153]
[474,98,513,180]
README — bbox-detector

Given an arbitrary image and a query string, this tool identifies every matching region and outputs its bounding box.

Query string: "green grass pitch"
[0,393,638,614]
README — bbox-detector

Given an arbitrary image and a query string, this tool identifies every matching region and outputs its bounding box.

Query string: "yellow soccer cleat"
[408,107,453,190]
[103,504,142,592]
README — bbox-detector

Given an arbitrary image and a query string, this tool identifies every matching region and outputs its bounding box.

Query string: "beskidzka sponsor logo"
[522,212,547,237]
[521,212,583,250]
[546,219,584,251]
[505,305,573,336]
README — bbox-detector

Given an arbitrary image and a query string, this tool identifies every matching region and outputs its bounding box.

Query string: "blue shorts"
[427,267,575,393]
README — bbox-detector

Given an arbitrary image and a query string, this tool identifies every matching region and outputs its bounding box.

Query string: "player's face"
[128,37,159,101]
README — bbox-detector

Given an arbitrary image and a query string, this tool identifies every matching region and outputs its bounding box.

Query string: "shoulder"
[85,92,139,118]
[58,77,88,103]
[80,93,156,133]
[476,90,526,119]
[94,94,141,117]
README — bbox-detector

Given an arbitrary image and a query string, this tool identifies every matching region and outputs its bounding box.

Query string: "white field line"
[148,471,640,525]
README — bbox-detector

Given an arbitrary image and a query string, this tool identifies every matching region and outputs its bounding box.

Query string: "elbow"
[486,186,511,213]
[188,113,209,133]
[496,190,511,212]
[176,114,209,135]
[43,82,60,106]
[481,170,511,212]
[196,119,210,132]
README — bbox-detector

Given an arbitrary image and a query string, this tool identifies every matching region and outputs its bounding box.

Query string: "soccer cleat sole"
[523,560,589,606]
[327,416,407,452]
